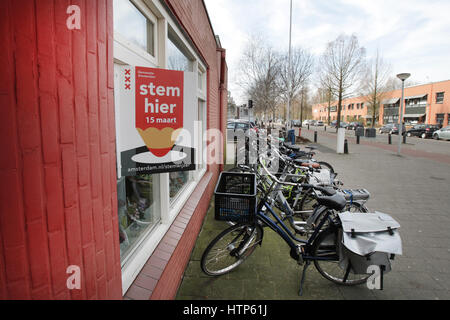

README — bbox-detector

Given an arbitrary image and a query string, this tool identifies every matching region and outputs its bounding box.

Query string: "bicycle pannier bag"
[338,212,402,274]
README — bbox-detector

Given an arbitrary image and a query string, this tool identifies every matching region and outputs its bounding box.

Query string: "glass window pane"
[167,38,190,72]
[168,36,192,202]
[113,0,154,56]
[117,174,161,262]
[169,171,189,201]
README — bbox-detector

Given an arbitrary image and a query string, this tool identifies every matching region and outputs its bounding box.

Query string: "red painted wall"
[0,0,122,299]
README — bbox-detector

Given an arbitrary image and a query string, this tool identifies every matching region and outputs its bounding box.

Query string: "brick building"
[0,0,227,300]
[312,80,450,126]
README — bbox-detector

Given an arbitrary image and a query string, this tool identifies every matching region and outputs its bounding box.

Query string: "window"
[436,113,445,125]
[436,92,444,103]
[118,175,161,261]
[167,33,194,202]
[235,123,249,130]
[227,122,235,129]
[167,34,192,72]
[113,0,209,293]
[113,0,155,56]
[448,114,450,125]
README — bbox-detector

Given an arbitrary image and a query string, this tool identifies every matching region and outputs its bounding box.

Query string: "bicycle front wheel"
[201,222,263,276]
[312,227,369,286]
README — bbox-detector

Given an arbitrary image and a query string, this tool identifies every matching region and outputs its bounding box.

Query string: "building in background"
[0,0,227,300]
[312,80,450,126]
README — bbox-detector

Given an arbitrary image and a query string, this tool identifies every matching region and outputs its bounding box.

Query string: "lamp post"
[286,0,293,130]
[396,73,410,155]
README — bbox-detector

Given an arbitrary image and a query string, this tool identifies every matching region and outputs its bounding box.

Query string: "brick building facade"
[313,80,450,126]
[0,0,227,300]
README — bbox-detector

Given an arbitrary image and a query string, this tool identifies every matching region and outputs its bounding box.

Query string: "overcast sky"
[204,0,450,104]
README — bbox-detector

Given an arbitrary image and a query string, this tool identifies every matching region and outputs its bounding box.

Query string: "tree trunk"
[337,85,342,128]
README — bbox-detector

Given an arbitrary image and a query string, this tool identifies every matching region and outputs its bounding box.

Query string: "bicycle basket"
[214,172,257,222]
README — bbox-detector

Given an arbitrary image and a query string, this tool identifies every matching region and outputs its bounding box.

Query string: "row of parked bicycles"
[200,132,402,295]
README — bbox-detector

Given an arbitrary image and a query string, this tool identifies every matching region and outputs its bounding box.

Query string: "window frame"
[113,0,158,66]
[436,92,444,104]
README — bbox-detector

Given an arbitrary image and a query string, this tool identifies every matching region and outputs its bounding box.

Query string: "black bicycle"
[201,160,371,294]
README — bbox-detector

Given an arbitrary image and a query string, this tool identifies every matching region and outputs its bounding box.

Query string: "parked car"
[379,123,394,134]
[390,124,406,135]
[347,122,364,130]
[379,123,405,134]
[309,120,317,126]
[330,120,348,128]
[302,119,311,126]
[405,124,440,139]
[227,120,257,140]
[432,125,450,140]
[316,120,324,126]
[291,120,301,127]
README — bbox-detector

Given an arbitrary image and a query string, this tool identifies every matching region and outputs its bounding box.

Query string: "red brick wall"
[0,0,122,299]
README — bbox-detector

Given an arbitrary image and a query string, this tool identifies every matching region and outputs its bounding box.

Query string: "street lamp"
[286,0,293,130]
[396,72,411,155]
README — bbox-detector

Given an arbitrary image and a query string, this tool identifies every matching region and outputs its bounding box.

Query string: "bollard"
[388,134,392,144]
[308,124,310,130]
[314,131,317,143]
[344,139,349,154]
[324,126,327,132]
[403,133,406,144]
[234,136,238,165]
[356,135,360,144]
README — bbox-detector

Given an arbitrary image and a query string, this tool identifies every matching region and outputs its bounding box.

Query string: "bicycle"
[201,158,372,295]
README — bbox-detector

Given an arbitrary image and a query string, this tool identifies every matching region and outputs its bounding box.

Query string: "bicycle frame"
[255,200,337,262]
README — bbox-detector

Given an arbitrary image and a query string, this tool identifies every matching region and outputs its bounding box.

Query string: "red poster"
[135,67,184,157]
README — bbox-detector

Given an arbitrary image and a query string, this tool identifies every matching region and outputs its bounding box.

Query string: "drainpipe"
[217,48,227,172]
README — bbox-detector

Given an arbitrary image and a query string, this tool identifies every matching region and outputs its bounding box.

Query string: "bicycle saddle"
[316,193,346,211]
[283,143,301,152]
[294,159,320,168]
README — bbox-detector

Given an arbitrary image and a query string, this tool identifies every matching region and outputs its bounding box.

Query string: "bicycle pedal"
[296,246,304,265]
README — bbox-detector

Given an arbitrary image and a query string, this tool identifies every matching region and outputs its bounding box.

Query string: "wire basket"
[214,172,257,222]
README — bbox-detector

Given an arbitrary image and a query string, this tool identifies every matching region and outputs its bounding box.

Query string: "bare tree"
[227,91,237,119]
[237,36,282,125]
[316,73,336,125]
[318,34,366,128]
[361,51,391,127]
[278,48,314,121]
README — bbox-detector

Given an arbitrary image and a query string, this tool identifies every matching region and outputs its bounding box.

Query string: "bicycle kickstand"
[298,261,311,296]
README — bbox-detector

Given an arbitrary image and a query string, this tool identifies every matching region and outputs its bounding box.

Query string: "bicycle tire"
[201,222,263,276]
[344,202,369,213]
[312,227,369,286]
[297,190,368,215]
[317,161,335,174]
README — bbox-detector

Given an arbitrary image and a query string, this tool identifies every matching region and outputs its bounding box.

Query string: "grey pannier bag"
[338,212,402,275]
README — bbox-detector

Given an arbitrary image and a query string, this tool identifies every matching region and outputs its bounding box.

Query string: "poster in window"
[116,66,196,176]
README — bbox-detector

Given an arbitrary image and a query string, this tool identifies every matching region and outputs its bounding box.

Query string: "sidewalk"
[176,133,450,300]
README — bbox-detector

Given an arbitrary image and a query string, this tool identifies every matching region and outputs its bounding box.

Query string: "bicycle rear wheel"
[317,161,335,174]
[201,222,263,276]
[312,227,369,285]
